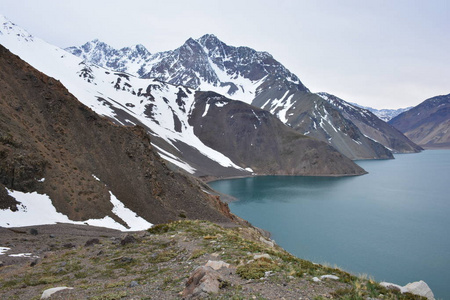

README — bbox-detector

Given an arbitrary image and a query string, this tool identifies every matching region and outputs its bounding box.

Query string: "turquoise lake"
[209,150,450,299]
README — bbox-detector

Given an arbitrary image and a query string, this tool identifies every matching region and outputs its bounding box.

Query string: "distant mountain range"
[349,103,412,122]
[67,35,420,160]
[389,94,450,149]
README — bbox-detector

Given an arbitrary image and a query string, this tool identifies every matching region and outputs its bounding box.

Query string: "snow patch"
[8,253,39,258]
[109,191,153,231]
[202,102,211,117]
[1,189,152,231]
[0,247,10,255]
[152,143,196,174]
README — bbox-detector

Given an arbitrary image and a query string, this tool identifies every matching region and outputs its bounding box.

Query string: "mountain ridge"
[66,33,421,160]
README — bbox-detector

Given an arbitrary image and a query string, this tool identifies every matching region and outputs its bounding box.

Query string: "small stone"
[320,275,339,280]
[205,260,230,270]
[85,238,100,247]
[29,228,38,236]
[97,250,104,256]
[264,271,273,277]
[121,235,137,246]
[121,257,134,263]
[49,234,55,238]
[63,243,76,249]
[60,261,67,267]
[253,253,271,260]
[259,237,274,247]
[129,281,139,288]
[312,277,321,282]
[30,259,38,267]
[380,282,403,292]
[0,261,5,267]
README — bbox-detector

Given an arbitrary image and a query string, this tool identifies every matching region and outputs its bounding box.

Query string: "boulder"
[404,280,435,300]
[380,280,434,300]
[182,266,223,298]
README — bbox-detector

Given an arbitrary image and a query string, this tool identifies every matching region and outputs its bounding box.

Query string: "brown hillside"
[0,45,235,226]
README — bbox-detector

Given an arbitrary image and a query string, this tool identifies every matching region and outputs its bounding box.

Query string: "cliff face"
[0,45,235,226]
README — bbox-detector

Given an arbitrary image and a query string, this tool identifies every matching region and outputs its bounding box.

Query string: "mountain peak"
[0,15,34,42]
[198,33,220,43]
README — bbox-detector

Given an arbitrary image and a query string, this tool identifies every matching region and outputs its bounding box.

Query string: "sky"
[1,0,449,109]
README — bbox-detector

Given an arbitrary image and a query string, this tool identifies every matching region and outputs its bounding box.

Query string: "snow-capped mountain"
[350,103,412,122]
[0,15,364,177]
[67,34,420,160]
[67,34,308,105]
[66,39,151,76]
[317,93,422,154]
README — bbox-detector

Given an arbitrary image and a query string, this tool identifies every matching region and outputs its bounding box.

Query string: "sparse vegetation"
[0,220,427,299]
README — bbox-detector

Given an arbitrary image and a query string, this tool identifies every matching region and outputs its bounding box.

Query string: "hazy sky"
[1,0,449,108]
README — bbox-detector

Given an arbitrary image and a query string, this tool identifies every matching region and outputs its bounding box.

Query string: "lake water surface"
[209,150,450,299]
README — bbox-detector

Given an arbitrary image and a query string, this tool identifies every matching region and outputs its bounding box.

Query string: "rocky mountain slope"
[191,92,364,176]
[0,44,235,227]
[389,94,450,148]
[318,93,422,154]
[67,34,420,160]
[0,15,365,177]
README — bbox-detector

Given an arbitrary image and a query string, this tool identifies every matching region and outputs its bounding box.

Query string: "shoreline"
[201,171,368,184]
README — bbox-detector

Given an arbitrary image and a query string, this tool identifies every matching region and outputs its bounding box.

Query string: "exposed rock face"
[190,92,366,176]
[389,94,450,149]
[0,44,235,225]
[317,93,422,154]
